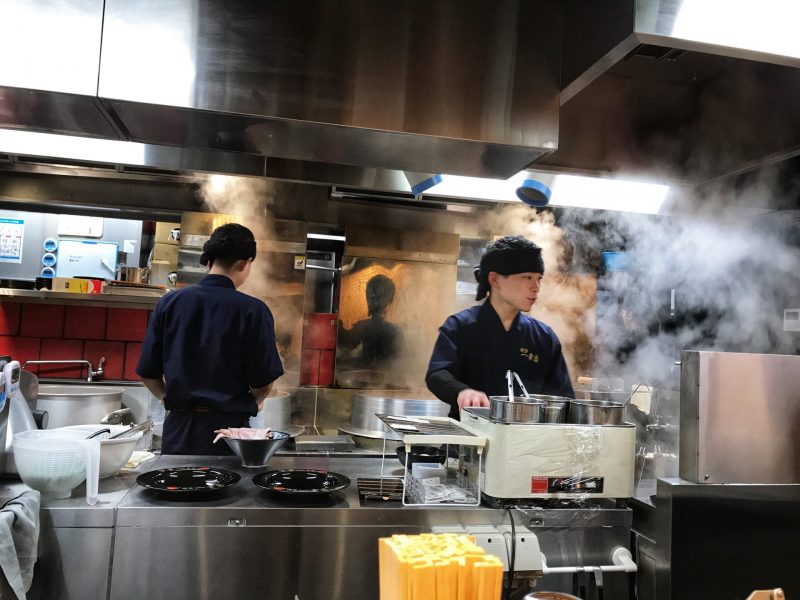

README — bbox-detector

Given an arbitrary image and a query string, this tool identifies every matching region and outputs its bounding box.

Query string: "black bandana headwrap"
[199,223,257,266]
[473,235,544,300]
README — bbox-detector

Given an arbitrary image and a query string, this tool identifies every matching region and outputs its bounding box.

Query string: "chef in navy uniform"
[426,236,573,419]
[137,223,284,455]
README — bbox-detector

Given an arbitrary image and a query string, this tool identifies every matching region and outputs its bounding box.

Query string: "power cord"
[503,507,517,600]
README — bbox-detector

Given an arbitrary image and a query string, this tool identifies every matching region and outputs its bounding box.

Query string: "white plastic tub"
[57,425,143,478]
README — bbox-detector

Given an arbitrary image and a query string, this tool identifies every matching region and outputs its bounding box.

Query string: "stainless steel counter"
[1,471,138,528]
[5,456,635,600]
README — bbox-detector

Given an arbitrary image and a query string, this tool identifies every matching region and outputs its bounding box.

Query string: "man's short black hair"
[200,223,257,268]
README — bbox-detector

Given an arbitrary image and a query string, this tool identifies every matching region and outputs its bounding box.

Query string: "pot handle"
[79,439,101,505]
[100,408,132,425]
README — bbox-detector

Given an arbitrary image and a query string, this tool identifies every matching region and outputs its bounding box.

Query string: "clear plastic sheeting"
[459,407,636,508]
[507,425,605,508]
[630,387,680,497]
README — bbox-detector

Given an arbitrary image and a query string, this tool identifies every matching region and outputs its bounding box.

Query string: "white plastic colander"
[13,430,100,504]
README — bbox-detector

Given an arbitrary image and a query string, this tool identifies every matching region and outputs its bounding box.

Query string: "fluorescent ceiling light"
[0,128,146,165]
[307,233,346,241]
[550,175,669,214]
[425,171,669,214]
[673,0,800,60]
[425,172,529,202]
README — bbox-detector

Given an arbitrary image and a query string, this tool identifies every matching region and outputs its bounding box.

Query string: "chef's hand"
[456,389,490,411]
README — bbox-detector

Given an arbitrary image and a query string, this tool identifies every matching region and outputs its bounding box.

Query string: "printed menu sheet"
[0,218,24,263]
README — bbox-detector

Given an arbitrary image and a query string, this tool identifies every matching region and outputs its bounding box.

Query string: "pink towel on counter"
[212,428,271,444]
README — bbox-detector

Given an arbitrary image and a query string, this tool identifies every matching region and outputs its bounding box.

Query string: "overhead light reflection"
[0,128,146,165]
[550,175,669,214]
[425,171,668,214]
[307,233,346,241]
[672,0,800,60]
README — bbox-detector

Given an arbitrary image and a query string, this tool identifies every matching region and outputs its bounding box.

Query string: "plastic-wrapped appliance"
[2,361,40,476]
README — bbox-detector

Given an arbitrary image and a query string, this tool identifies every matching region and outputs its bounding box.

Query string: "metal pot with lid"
[339,390,450,448]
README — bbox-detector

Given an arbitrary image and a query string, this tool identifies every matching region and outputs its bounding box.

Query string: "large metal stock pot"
[249,390,292,430]
[36,385,125,429]
[340,390,450,448]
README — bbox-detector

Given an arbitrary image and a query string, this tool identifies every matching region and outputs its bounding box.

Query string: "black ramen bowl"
[223,431,291,468]
[252,469,350,496]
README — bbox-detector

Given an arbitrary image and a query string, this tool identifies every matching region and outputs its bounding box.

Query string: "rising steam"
[199,175,304,386]
[477,192,800,390]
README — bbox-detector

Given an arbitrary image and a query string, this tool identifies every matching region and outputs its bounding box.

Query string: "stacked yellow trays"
[379,533,504,600]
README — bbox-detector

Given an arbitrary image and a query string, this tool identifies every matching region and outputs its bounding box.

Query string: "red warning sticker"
[531,476,548,494]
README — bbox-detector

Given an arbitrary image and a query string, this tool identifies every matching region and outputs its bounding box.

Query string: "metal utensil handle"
[86,428,111,440]
[505,370,515,402]
[109,420,153,439]
[512,372,531,399]
[100,408,132,425]
[622,382,647,406]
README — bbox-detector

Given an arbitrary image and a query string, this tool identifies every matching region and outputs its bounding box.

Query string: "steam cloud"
[477,193,800,391]
[199,176,304,386]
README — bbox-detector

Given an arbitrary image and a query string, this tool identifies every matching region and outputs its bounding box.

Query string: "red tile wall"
[106,308,149,341]
[123,342,143,381]
[35,339,85,378]
[20,304,64,338]
[0,302,21,336]
[64,306,107,340]
[0,301,150,382]
[83,340,126,381]
[0,335,40,366]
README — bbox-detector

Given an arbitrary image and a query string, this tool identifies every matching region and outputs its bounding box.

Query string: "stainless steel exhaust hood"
[541,0,800,185]
[2,0,800,198]
[0,0,562,181]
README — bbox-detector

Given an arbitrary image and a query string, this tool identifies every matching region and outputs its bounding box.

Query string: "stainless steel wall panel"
[110,525,420,600]
[0,0,104,95]
[0,88,119,139]
[28,527,113,600]
[0,1,115,138]
[679,350,800,484]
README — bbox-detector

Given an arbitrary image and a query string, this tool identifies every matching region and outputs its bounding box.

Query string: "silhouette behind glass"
[338,274,402,370]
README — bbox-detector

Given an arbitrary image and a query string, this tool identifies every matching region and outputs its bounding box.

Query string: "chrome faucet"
[22,357,106,382]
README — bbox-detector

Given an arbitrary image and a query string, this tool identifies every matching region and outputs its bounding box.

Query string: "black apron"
[162,410,250,455]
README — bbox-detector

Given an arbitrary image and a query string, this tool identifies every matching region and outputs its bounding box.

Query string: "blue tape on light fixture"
[411,174,443,197]
[516,179,552,207]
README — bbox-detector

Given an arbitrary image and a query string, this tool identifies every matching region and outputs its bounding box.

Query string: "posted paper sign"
[0,218,24,263]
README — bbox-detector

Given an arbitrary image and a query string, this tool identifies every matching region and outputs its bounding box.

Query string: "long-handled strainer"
[505,370,515,402]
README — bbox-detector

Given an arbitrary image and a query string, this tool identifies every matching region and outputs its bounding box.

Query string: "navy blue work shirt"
[426,301,574,418]
[136,274,284,416]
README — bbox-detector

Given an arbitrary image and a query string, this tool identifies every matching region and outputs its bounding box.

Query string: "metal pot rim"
[37,385,126,397]
[524,394,571,404]
[570,399,625,408]
[488,396,546,406]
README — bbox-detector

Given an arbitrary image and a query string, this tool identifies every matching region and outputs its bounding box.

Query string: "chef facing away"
[137,223,284,455]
